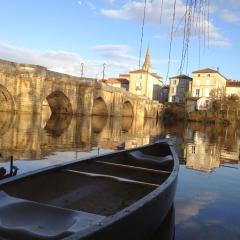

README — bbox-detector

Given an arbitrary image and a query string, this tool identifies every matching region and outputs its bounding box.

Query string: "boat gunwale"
[0,139,179,240]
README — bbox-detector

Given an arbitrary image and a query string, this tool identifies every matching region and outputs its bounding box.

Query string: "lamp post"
[102,63,106,81]
[81,63,84,77]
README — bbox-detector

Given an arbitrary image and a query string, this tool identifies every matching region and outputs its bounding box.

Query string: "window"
[195,89,200,97]
[205,88,210,96]
[205,100,209,108]
[208,74,210,77]
[172,87,175,93]
[192,145,195,154]
[198,74,200,77]
[172,80,176,85]
[138,74,142,79]
[135,82,142,91]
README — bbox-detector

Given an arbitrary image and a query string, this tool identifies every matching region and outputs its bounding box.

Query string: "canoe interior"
[1,142,174,217]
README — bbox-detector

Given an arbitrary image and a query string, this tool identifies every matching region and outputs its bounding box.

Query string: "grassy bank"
[163,103,186,123]
[164,103,240,126]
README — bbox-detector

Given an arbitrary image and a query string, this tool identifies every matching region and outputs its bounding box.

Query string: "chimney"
[217,67,219,72]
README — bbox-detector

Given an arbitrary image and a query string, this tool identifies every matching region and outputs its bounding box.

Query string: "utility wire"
[166,0,177,81]
[159,0,164,24]
[138,0,147,69]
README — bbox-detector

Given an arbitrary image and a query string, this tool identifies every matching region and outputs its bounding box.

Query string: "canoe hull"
[0,140,179,240]
[68,171,178,240]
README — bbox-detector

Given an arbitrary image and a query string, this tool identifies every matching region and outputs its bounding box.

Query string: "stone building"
[104,78,129,91]
[190,68,227,110]
[168,74,192,103]
[127,48,163,101]
[185,68,228,111]
[160,85,169,103]
[192,68,227,98]
[226,80,240,97]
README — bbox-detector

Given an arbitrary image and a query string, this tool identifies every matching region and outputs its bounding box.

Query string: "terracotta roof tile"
[106,78,129,84]
[192,68,218,74]
[170,74,192,79]
[226,81,240,87]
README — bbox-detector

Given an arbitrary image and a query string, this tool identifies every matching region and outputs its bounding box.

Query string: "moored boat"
[0,139,179,240]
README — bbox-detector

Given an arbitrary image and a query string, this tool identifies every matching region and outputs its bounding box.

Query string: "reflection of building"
[182,123,240,172]
[184,131,220,172]
[168,75,192,103]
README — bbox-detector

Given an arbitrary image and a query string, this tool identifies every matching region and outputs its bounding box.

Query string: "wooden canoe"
[0,139,179,240]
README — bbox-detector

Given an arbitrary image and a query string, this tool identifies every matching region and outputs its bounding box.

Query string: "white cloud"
[91,44,170,69]
[77,1,82,5]
[0,42,139,78]
[220,9,240,22]
[0,42,169,79]
[101,0,230,47]
[101,0,185,24]
[91,44,137,64]
[175,191,218,224]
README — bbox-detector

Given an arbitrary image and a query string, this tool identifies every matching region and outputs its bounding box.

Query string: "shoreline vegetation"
[163,102,240,126]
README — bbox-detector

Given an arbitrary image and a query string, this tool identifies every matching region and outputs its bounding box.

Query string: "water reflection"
[0,112,240,239]
[45,114,72,137]
[0,112,163,163]
[163,121,240,172]
[182,123,240,172]
[164,122,240,240]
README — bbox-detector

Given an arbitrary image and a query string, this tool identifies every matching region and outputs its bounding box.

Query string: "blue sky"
[0,0,239,82]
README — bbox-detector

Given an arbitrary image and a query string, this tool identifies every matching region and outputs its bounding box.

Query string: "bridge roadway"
[0,59,163,118]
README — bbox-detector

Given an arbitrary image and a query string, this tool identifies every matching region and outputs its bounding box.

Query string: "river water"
[0,113,239,240]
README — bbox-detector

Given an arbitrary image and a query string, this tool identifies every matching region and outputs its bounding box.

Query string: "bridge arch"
[122,101,134,117]
[0,84,15,112]
[92,97,108,116]
[45,91,73,115]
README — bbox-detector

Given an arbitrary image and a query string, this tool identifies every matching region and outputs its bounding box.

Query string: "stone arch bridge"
[0,59,163,118]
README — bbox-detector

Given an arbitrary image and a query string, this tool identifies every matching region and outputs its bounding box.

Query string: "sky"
[0,0,239,83]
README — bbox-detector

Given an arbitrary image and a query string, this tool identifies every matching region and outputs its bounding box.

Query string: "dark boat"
[0,139,179,240]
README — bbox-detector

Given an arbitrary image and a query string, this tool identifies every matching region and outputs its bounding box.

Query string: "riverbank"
[163,103,240,126]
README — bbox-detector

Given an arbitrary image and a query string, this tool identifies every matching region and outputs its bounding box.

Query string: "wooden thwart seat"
[63,169,159,187]
[127,151,173,166]
[96,161,171,174]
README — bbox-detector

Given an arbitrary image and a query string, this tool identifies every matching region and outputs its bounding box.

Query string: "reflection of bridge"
[0,59,163,118]
[0,112,163,161]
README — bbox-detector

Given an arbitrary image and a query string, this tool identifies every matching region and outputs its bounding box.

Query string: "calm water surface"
[0,113,239,240]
